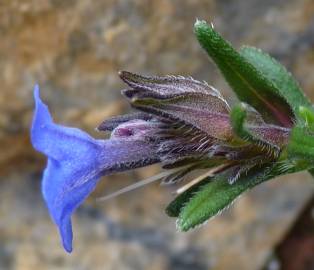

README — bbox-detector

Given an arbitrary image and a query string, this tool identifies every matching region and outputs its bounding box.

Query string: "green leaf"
[291,107,314,177]
[288,125,314,162]
[240,46,312,121]
[230,103,252,141]
[287,124,314,175]
[194,20,294,127]
[165,180,209,217]
[298,106,314,129]
[177,163,298,231]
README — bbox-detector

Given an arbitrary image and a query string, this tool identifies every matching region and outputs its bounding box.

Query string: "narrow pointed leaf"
[194,20,293,127]
[165,180,209,217]
[240,46,312,121]
[177,163,297,231]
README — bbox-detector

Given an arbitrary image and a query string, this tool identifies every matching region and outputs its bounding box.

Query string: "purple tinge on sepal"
[31,85,159,252]
[120,72,233,141]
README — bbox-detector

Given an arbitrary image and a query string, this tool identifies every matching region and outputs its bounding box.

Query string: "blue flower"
[31,85,159,252]
[31,71,290,252]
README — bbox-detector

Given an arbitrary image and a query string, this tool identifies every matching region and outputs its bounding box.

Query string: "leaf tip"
[176,218,190,232]
[194,19,213,34]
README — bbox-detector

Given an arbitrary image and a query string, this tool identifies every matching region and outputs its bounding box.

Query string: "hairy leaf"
[194,20,294,127]
[177,163,297,231]
[240,46,312,121]
[165,179,210,217]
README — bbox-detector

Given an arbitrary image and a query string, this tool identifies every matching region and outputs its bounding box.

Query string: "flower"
[31,71,290,252]
[31,85,160,252]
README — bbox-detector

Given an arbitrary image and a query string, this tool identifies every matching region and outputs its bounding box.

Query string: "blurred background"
[1,0,314,269]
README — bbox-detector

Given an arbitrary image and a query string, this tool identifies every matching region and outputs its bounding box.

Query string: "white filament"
[175,164,229,194]
[96,168,183,202]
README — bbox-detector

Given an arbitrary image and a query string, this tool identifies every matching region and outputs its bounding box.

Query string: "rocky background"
[1,0,314,269]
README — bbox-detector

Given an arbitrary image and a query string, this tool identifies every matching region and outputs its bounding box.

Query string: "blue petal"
[31,85,159,252]
[31,85,107,252]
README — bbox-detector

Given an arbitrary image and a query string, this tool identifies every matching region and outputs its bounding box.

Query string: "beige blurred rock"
[1,0,314,269]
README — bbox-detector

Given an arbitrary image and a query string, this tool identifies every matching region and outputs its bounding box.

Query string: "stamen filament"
[96,168,184,202]
[175,163,231,194]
